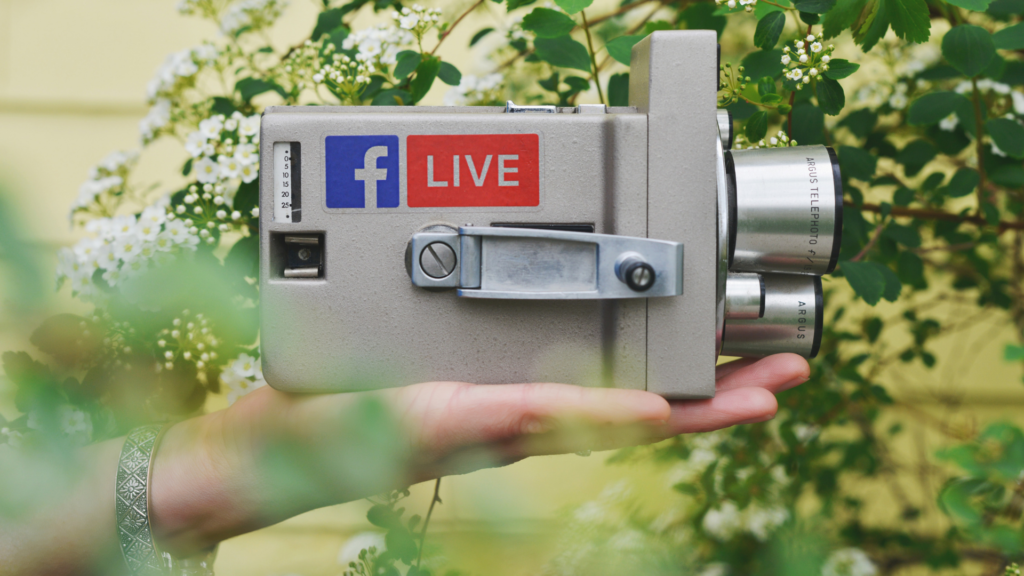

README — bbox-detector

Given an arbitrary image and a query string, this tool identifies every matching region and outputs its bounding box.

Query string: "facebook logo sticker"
[325,135,400,208]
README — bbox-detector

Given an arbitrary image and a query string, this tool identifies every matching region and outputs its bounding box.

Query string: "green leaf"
[522,7,576,38]
[842,260,887,305]
[312,7,346,40]
[893,187,915,206]
[877,262,902,301]
[854,0,891,51]
[947,167,980,197]
[839,145,878,180]
[943,25,996,77]
[838,109,877,139]
[554,0,592,14]
[745,111,769,142]
[754,12,786,49]
[939,478,989,525]
[791,102,825,145]
[944,0,994,10]
[385,527,419,564]
[607,72,629,106]
[235,77,286,101]
[371,88,411,106]
[886,0,930,43]
[990,164,1024,186]
[823,59,860,79]
[438,61,462,86]
[823,0,868,39]
[680,3,727,37]
[409,56,441,103]
[883,223,921,248]
[393,50,422,80]
[470,27,494,46]
[534,35,592,71]
[761,93,783,105]
[895,139,936,177]
[741,49,785,80]
[982,202,1000,225]
[898,250,927,289]
[507,0,537,9]
[907,91,973,128]
[986,118,1024,158]
[816,78,846,115]
[757,76,777,96]
[367,504,399,528]
[987,0,1024,16]
[181,158,193,177]
[1005,344,1024,361]
[605,35,642,66]
[793,0,836,13]
[232,180,258,217]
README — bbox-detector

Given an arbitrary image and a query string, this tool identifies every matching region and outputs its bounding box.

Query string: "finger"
[393,381,672,456]
[713,357,759,380]
[714,353,810,394]
[662,386,778,436]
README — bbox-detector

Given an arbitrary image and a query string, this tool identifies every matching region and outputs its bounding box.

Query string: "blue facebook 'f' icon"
[325,135,400,208]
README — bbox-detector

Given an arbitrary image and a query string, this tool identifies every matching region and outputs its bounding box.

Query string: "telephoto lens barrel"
[720,273,823,359]
[727,145,843,276]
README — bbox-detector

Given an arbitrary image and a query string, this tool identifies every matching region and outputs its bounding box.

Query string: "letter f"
[354,146,389,208]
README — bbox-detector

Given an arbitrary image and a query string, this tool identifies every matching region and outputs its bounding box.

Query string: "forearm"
[0,439,126,576]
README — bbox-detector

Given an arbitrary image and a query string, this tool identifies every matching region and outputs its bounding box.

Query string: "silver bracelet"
[116,425,217,576]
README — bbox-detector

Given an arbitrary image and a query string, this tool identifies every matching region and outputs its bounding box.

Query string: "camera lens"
[724,272,764,319]
[720,273,823,359]
[726,145,842,276]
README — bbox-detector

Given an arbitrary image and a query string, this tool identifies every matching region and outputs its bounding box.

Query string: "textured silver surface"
[729,145,838,275]
[721,273,821,358]
[725,272,763,319]
[116,425,167,576]
[631,31,719,398]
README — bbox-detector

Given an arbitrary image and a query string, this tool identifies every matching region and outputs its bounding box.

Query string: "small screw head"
[625,262,656,292]
[297,248,312,261]
[420,242,457,279]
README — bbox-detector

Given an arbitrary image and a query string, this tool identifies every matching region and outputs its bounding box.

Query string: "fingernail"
[780,376,809,391]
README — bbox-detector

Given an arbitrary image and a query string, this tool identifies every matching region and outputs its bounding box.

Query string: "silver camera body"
[258,31,842,399]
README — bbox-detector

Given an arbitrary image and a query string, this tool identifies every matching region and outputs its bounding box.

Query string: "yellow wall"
[1,2,1023,575]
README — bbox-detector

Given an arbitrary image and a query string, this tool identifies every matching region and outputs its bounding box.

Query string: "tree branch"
[856,202,1024,232]
[581,9,606,105]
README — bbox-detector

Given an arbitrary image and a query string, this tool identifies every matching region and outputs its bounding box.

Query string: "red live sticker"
[407,134,540,207]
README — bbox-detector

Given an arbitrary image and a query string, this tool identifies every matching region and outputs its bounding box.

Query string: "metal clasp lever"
[408,226,683,300]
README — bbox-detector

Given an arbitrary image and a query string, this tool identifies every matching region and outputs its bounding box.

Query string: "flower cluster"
[822,548,878,576]
[733,130,796,150]
[220,352,266,405]
[71,150,138,220]
[717,63,749,107]
[219,0,289,37]
[56,204,200,302]
[26,405,93,445]
[312,45,375,104]
[147,44,218,102]
[392,4,442,43]
[701,501,789,542]
[443,73,504,106]
[781,34,835,89]
[186,112,260,186]
[342,24,414,68]
[715,0,757,12]
[156,309,220,378]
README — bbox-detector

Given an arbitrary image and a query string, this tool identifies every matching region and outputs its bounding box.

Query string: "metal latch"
[408,226,683,300]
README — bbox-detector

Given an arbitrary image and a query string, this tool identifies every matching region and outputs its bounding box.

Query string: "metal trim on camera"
[720,273,823,359]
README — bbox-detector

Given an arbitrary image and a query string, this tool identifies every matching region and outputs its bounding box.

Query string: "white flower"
[337,532,386,567]
[889,92,908,109]
[939,113,959,131]
[443,73,505,106]
[251,207,260,218]
[810,42,822,53]
[185,131,208,158]
[992,141,1008,157]
[822,548,877,576]
[743,505,789,541]
[218,155,242,179]
[164,219,191,244]
[234,143,258,165]
[102,267,123,286]
[781,54,791,65]
[113,235,143,262]
[799,54,808,63]
[787,68,804,81]
[1012,91,1024,115]
[809,68,819,77]
[231,353,258,378]
[822,55,831,64]
[140,99,172,143]
[239,115,260,137]
[95,244,120,270]
[195,158,220,183]
[703,501,742,541]
[239,163,258,183]
[199,116,224,140]
[342,24,414,66]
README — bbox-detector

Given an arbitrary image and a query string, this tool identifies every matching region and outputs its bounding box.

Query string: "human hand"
[150,353,809,555]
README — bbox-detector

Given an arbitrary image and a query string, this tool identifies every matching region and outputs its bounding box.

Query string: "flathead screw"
[420,242,457,278]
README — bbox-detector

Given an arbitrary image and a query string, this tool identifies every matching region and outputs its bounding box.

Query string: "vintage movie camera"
[258,31,842,399]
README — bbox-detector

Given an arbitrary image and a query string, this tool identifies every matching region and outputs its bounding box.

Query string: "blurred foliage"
[0,0,1022,574]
